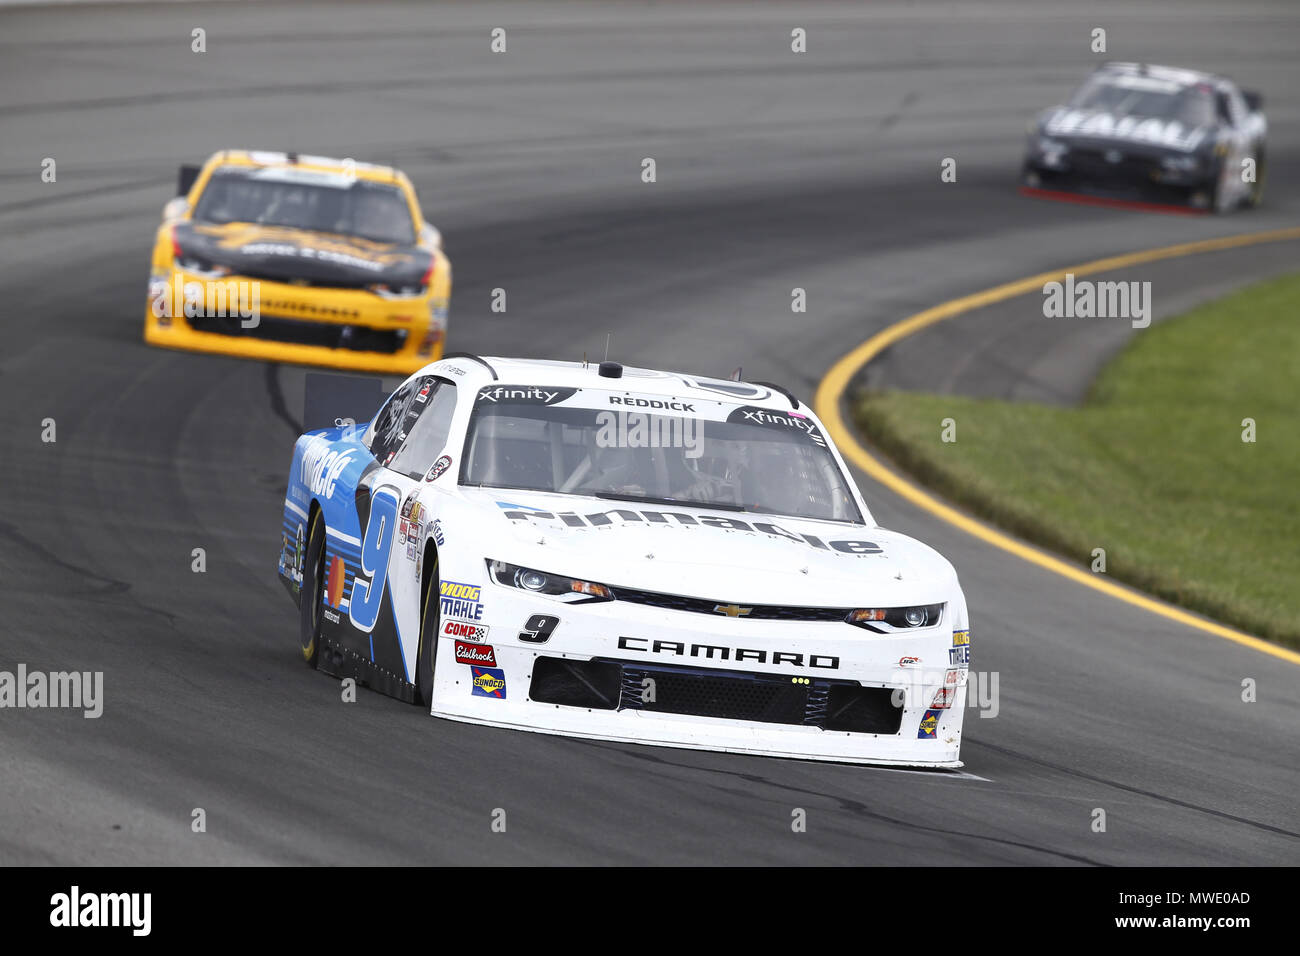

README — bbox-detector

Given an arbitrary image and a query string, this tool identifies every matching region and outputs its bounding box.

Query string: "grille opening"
[529,656,621,710]
[188,314,405,354]
[621,665,809,724]
[528,656,905,734]
[823,685,903,734]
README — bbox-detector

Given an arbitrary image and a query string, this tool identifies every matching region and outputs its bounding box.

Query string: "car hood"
[458,488,959,606]
[173,221,431,287]
[1038,106,1211,153]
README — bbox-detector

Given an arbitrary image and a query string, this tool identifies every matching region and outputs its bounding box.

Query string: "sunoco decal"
[471,666,507,699]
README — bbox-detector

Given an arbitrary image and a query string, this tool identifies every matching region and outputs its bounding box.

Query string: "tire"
[1246,146,1266,208]
[414,546,440,706]
[1206,155,1241,214]
[298,508,326,668]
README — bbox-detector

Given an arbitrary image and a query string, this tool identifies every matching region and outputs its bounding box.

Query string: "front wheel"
[415,547,440,706]
[298,509,327,668]
[1246,146,1266,208]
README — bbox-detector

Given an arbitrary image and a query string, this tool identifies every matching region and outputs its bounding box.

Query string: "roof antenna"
[582,351,588,369]
[729,366,743,381]
[603,332,612,363]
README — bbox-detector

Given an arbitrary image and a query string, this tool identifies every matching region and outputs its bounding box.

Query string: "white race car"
[278,355,972,766]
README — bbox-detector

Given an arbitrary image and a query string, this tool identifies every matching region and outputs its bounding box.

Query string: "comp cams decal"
[442,619,489,643]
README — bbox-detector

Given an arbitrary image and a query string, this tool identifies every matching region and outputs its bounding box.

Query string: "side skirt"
[318,635,418,704]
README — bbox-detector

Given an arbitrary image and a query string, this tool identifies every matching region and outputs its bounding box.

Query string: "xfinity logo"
[608,396,695,412]
[619,636,839,669]
[478,386,559,404]
[739,409,824,445]
[50,886,151,936]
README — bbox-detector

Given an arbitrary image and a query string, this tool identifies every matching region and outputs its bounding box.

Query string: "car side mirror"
[1243,90,1263,112]
[421,221,443,250]
[177,164,201,197]
[162,196,188,220]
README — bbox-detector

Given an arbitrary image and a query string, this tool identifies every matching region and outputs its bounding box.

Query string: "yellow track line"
[814,226,1300,665]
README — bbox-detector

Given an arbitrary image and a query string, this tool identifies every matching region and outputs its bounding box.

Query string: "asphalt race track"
[1,1,1298,865]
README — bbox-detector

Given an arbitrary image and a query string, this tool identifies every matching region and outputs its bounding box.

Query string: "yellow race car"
[144,150,451,374]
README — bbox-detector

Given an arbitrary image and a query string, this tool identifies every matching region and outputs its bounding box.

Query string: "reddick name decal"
[608,395,696,412]
[496,502,882,554]
[619,636,839,670]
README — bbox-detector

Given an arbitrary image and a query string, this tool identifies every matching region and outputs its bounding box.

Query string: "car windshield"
[192,167,416,244]
[461,387,863,523]
[1068,76,1215,126]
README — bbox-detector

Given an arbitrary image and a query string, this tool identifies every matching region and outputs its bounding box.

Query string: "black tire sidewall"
[415,550,439,706]
[299,510,326,667]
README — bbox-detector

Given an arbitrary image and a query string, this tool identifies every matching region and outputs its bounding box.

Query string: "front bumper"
[429,586,968,767]
[143,267,446,374]
[1022,150,1212,206]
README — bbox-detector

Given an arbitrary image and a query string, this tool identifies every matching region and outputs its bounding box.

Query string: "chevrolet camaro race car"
[1022,62,1267,211]
[277,355,972,766]
[145,150,451,373]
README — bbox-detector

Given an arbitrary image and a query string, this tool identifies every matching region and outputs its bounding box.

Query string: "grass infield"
[853,272,1300,649]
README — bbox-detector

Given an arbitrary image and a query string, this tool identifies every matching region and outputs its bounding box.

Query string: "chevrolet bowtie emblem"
[714,603,752,617]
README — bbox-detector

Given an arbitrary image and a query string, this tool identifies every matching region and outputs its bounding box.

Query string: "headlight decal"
[486,560,614,603]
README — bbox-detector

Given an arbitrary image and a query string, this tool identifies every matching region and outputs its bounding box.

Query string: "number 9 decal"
[349,486,401,633]
[518,614,559,644]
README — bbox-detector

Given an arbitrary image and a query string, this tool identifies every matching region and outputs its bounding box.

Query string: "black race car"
[1022,62,1266,212]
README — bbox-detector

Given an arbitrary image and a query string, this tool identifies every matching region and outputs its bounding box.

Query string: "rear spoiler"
[303,372,387,438]
[177,164,201,197]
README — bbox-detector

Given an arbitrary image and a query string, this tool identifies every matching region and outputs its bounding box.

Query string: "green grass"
[853,271,1300,648]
